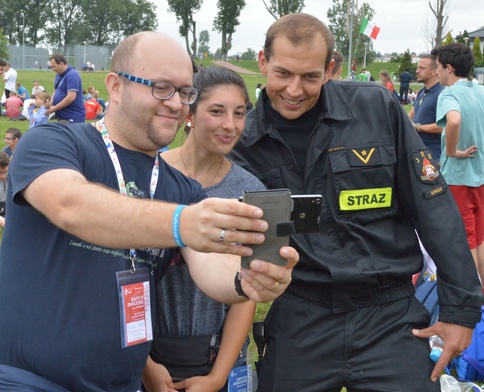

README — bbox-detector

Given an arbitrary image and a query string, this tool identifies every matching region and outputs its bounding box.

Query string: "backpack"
[450,306,484,382]
[415,280,439,326]
[415,281,484,382]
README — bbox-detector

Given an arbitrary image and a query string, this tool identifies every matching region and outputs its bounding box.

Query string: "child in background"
[2,127,22,159]
[28,92,51,128]
[84,95,103,121]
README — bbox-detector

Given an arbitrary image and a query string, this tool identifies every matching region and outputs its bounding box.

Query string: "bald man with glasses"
[0,32,298,391]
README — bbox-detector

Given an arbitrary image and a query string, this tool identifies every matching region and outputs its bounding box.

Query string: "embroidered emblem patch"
[351,148,376,164]
[413,150,439,183]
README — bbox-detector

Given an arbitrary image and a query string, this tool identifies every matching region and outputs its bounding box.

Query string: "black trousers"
[400,84,410,103]
[257,293,441,392]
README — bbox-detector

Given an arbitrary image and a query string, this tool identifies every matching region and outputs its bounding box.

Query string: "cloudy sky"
[153,0,483,56]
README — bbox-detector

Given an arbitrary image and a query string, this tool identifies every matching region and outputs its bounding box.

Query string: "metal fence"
[6,44,113,72]
[475,67,484,84]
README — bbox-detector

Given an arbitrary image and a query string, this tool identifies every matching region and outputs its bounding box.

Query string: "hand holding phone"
[241,189,292,268]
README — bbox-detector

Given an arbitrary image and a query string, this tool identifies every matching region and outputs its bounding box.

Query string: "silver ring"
[219,229,226,243]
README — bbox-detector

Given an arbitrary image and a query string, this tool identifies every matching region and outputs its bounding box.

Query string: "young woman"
[379,70,395,93]
[143,67,265,392]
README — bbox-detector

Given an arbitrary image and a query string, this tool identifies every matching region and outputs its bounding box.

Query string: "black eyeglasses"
[4,137,16,140]
[116,72,199,105]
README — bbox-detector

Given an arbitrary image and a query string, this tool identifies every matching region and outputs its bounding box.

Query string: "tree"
[25,0,51,45]
[398,49,414,75]
[473,37,483,68]
[0,30,9,60]
[44,0,84,48]
[213,0,246,56]
[0,0,51,45]
[442,31,454,45]
[213,48,223,60]
[421,15,436,51]
[261,0,305,20]
[456,30,469,44]
[0,2,23,44]
[167,0,203,58]
[327,0,376,69]
[241,48,256,60]
[428,0,449,48]
[80,0,157,46]
[198,30,210,58]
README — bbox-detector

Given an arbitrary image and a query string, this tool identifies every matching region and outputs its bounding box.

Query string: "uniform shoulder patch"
[413,149,440,183]
[423,184,448,199]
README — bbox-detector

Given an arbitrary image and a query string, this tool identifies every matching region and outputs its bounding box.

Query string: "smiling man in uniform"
[230,13,482,392]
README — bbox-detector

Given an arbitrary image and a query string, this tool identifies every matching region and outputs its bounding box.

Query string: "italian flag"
[360,18,380,40]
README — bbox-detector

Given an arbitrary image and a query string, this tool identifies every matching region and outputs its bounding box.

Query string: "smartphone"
[291,194,322,234]
[241,189,292,268]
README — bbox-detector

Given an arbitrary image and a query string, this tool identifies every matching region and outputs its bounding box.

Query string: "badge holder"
[117,267,152,348]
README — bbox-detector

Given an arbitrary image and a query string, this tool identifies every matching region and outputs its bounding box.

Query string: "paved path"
[212,60,259,75]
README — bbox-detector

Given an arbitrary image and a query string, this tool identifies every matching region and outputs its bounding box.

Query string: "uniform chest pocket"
[329,146,396,214]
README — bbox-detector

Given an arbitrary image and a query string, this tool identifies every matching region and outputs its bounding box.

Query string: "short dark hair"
[0,59,6,67]
[331,51,344,76]
[264,13,334,70]
[0,151,9,168]
[431,43,474,78]
[49,54,67,65]
[6,128,22,140]
[419,54,438,69]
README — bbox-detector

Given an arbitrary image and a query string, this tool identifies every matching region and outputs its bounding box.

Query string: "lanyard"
[95,119,160,271]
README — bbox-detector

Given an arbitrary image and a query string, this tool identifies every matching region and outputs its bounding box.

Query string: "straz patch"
[413,150,440,183]
[339,187,392,211]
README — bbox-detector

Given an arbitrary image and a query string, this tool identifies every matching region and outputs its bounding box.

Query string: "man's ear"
[104,73,122,104]
[258,50,267,77]
[325,59,335,81]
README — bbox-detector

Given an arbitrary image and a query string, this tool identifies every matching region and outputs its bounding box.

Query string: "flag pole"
[347,0,355,79]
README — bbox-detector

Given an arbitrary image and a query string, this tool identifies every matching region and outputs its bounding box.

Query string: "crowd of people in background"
[1,55,108,123]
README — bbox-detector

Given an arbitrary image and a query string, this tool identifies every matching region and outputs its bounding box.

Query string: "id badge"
[116,267,153,348]
[228,364,253,391]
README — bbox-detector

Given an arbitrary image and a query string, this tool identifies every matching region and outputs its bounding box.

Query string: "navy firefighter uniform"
[230,80,482,392]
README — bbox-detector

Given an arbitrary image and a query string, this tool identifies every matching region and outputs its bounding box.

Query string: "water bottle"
[429,335,444,362]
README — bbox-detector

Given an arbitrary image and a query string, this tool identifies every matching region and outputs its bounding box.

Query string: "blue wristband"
[172,205,187,247]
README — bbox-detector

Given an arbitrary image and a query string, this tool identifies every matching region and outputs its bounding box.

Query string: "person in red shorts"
[434,42,484,286]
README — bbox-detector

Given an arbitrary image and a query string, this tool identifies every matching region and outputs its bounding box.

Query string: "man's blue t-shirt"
[413,82,445,145]
[400,71,412,85]
[0,122,205,391]
[53,65,86,123]
[16,85,29,100]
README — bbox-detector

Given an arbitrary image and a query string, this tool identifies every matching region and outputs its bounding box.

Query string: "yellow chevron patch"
[351,148,375,164]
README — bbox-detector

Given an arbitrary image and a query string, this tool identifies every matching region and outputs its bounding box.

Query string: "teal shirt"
[436,81,484,186]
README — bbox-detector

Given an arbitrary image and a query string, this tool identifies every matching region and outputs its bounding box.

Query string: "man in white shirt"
[32,81,45,96]
[3,63,17,98]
